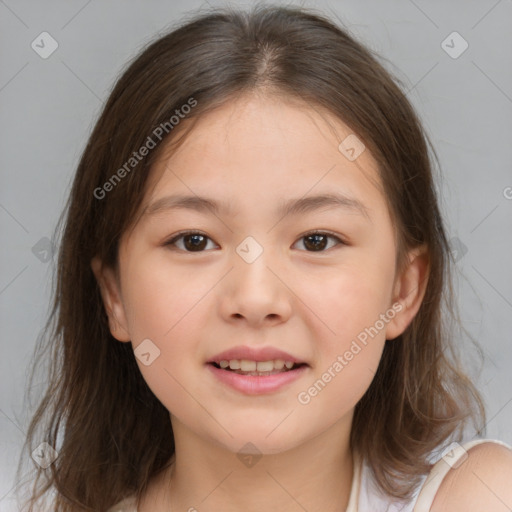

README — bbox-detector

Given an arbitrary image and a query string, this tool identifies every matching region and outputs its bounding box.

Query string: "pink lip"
[206,363,309,395]
[207,345,306,364]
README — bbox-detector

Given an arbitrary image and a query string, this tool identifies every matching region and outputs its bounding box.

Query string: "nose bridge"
[235,235,268,267]
[233,234,279,293]
[219,234,292,325]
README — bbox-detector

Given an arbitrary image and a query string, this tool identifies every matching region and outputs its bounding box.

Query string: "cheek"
[305,260,392,342]
[294,262,391,409]
[120,258,215,411]
[298,286,387,418]
[121,255,210,341]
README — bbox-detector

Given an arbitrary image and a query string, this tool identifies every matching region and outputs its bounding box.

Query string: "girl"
[17,4,512,511]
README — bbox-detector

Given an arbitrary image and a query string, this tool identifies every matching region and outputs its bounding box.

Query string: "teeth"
[256,361,273,372]
[240,360,256,371]
[217,359,299,372]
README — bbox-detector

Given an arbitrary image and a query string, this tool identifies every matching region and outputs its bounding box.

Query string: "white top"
[108,439,511,512]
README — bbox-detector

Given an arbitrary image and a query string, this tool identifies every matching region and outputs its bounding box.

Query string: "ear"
[385,244,430,341]
[90,256,131,342]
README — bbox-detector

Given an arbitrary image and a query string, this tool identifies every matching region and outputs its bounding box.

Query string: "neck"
[145,414,355,512]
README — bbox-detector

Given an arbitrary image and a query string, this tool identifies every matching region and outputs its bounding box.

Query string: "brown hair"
[17,4,485,510]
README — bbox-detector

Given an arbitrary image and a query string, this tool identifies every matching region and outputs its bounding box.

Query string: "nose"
[218,249,293,329]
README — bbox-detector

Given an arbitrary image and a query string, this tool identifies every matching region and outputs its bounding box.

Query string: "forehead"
[140,93,386,222]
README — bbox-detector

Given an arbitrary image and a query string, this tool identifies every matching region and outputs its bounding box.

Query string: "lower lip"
[206,363,309,395]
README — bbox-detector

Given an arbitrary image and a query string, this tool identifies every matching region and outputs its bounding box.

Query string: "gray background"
[1,0,511,509]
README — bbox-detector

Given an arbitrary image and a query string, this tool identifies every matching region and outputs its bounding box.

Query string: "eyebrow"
[143,192,371,222]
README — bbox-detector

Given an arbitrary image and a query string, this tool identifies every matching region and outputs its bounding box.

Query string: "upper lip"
[207,345,307,365]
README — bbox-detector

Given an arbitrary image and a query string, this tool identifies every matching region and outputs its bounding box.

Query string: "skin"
[431,443,512,512]
[92,91,430,512]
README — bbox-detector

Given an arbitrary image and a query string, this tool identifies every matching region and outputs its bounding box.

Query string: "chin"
[208,424,307,457]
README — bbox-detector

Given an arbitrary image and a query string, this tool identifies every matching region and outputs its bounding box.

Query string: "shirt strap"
[345,450,362,512]
[107,495,137,511]
[413,438,512,512]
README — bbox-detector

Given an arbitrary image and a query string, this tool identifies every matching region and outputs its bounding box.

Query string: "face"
[92,93,428,456]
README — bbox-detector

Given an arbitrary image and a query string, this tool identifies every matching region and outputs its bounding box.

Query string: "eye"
[293,231,345,252]
[164,230,218,252]
[163,230,345,253]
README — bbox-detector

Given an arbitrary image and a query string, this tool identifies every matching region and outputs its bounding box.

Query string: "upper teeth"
[219,359,295,371]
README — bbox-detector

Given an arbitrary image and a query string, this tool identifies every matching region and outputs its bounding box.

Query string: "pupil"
[304,234,327,251]
[185,234,207,251]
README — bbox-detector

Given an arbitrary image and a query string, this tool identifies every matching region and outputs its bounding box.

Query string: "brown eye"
[182,234,208,251]
[294,232,344,252]
[164,230,344,253]
[304,234,328,251]
[165,231,217,252]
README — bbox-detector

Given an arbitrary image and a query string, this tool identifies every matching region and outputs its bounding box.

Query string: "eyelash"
[163,230,346,253]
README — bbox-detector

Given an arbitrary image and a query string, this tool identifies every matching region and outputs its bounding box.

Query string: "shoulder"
[430,441,512,512]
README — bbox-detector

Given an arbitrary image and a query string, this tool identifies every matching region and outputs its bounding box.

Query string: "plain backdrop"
[1,0,511,509]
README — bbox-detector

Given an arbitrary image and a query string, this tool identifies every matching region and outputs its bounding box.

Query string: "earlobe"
[385,245,430,341]
[90,256,131,342]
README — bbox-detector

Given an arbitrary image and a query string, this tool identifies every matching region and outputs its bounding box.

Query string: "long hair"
[17,4,485,510]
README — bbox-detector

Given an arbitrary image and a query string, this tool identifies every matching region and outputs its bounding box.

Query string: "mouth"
[207,360,309,377]
[206,359,309,395]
